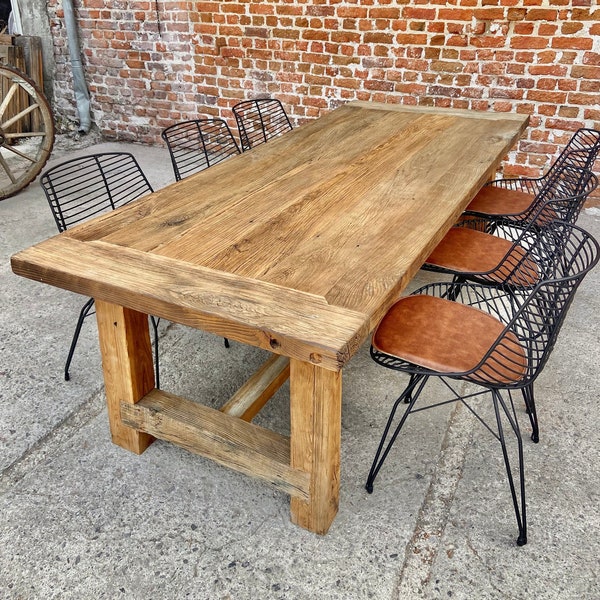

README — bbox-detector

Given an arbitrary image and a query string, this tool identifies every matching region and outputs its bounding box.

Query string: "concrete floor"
[1,134,599,599]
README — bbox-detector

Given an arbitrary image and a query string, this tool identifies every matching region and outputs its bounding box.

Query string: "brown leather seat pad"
[466,186,533,216]
[372,295,527,384]
[425,227,539,285]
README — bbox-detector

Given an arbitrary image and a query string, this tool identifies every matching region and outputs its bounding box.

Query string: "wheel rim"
[0,65,55,200]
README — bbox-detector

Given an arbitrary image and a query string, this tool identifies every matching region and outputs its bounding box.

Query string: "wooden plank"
[3,45,26,135]
[14,36,44,90]
[289,359,342,535]
[220,354,290,421]
[120,389,311,500]
[11,237,369,371]
[95,300,155,454]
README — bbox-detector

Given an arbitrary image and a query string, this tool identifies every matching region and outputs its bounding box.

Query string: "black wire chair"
[425,171,599,289]
[464,160,599,228]
[366,222,600,545]
[161,118,240,181]
[232,98,293,151]
[40,152,163,386]
[467,128,600,214]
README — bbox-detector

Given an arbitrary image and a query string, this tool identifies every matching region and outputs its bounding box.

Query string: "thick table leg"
[95,299,155,454]
[289,359,342,535]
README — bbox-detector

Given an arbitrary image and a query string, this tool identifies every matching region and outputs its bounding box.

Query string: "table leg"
[95,299,155,454]
[289,359,342,534]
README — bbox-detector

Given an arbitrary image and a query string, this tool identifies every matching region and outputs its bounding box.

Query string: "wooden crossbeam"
[120,389,310,500]
[220,354,290,421]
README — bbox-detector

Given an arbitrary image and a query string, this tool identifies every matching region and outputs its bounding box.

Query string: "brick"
[510,36,549,49]
[363,32,394,44]
[558,106,580,119]
[571,65,600,79]
[583,52,600,66]
[514,23,535,35]
[490,87,524,100]
[580,80,600,93]
[528,65,568,76]
[526,90,568,103]
[402,7,437,19]
[395,33,428,45]
[583,108,600,121]
[430,60,464,73]
[552,37,593,50]
[568,92,600,106]
[428,85,461,98]
[369,7,401,19]
[526,8,558,20]
[471,35,509,48]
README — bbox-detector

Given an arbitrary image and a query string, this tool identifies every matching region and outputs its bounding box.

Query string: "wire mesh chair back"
[161,118,240,181]
[40,152,154,233]
[544,127,600,183]
[519,164,597,225]
[232,98,293,151]
[375,222,600,390]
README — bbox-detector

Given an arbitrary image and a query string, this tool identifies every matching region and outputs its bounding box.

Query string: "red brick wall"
[47,0,599,184]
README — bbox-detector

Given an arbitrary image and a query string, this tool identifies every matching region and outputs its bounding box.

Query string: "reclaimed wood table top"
[12,101,529,371]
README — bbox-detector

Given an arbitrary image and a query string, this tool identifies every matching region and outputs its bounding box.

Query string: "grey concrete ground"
[1,135,599,599]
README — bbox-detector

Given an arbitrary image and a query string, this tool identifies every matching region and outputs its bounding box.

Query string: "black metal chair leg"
[224,338,230,348]
[492,390,527,546]
[521,384,539,443]
[150,316,160,389]
[64,297,96,381]
[366,374,428,494]
[444,275,465,302]
[404,373,418,403]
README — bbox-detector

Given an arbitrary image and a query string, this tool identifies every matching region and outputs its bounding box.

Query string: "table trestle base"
[120,388,311,501]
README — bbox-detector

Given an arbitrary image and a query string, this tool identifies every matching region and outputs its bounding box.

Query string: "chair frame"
[232,98,293,151]
[40,153,162,386]
[161,118,240,181]
[474,127,600,203]
[367,222,600,545]
[464,162,598,227]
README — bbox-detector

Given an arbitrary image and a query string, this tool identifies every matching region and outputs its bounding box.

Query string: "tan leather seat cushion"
[467,186,533,216]
[372,295,527,384]
[426,227,539,285]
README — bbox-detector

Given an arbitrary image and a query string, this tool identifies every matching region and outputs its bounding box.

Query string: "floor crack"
[393,394,475,598]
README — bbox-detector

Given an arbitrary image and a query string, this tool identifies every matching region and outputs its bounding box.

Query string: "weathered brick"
[568,92,600,106]
[510,36,549,49]
[552,37,593,50]
[526,90,568,103]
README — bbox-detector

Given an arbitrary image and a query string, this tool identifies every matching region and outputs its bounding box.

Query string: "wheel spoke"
[0,82,19,119]
[0,153,18,183]
[5,131,48,139]
[1,142,38,163]
[2,103,39,130]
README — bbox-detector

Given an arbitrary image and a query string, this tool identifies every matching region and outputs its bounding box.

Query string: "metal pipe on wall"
[62,0,91,133]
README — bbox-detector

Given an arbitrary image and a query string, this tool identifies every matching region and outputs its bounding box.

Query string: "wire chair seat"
[465,129,600,225]
[161,118,240,181]
[424,173,598,290]
[40,153,163,385]
[367,221,600,546]
[232,98,293,151]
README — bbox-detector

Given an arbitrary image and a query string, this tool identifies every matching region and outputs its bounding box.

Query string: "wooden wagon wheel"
[0,64,55,200]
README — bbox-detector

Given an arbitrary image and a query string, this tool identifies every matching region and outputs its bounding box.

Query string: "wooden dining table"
[11,101,528,534]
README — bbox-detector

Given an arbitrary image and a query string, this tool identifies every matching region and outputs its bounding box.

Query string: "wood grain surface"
[12,102,528,369]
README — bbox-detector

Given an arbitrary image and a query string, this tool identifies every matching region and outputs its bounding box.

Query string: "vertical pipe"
[62,0,91,133]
